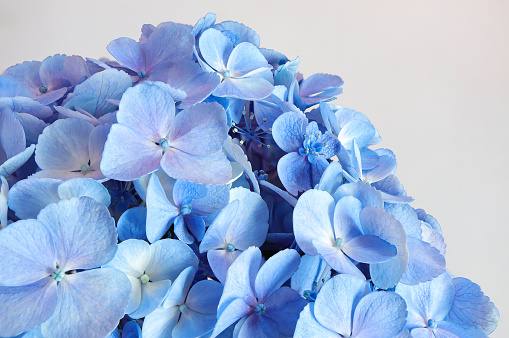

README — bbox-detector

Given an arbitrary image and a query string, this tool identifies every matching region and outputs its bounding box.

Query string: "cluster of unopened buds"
[0,12,499,338]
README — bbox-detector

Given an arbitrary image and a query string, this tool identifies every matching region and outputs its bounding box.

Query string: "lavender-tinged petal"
[174,215,195,244]
[226,42,271,77]
[179,72,221,108]
[300,73,344,105]
[63,55,90,85]
[0,96,52,118]
[161,266,195,309]
[213,21,260,47]
[198,28,233,72]
[363,155,397,183]
[293,189,335,255]
[40,268,131,338]
[143,24,194,70]
[214,77,273,100]
[448,277,499,334]
[13,112,47,145]
[237,314,278,338]
[186,279,223,314]
[100,124,163,181]
[107,37,144,72]
[117,206,147,241]
[37,197,117,271]
[0,278,58,337]
[38,55,69,90]
[144,238,199,282]
[35,118,92,172]
[161,148,231,185]
[3,63,41,96]
[0,107,25,159]
[433,321,487,338]
[36,87,67,105]
[314,274,371,335]
[167,102,228,155]
[384,203,422,239]
[263,286,308,336]
[192,12,216,37]
[200,199,239,252]
[0,219,56,286]
[400,238,446,285]
[342,235,397,264]
[172,310,218,338]
[102,239,151,278]
[337,120,376,150]
[420,223,446,255]
[116,83,175,141]
[255,249,300,302]
[351,291,407,338]
[207,249,242,285]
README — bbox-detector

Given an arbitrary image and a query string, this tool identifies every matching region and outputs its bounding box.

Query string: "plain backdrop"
[1,0,507,335]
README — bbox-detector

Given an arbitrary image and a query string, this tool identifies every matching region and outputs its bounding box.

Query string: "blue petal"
[199,28,233,72]
[338,120,376,150]
[122,321,142,338]
[0,96,52,118]
[57,177,111,206]
[0,278,58,337]
[299,73,343,105]
[213,21,260,47]
[0,75,36,98]
[351,291,407,337]
[40,268,131,338]
[117,206,148,241]
[400,238,446,285]
[7,178,61,219]
[448,277,499,334]
[214,77,273,100]
[263,286,308,336]
[277,152,311,196]
[294,303,339,338]
[291,255,330,296]
[107,37,144,73]
[37,197,117,270]
[143,24,194,70]
[129,279,172,319]
[272,111,307,153]
[317,161,343,195]
[342,235,397,263]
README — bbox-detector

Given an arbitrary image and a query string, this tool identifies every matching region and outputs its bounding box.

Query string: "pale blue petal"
[168,101,228,155]
[146,174,179,243]
[117,206,147,241]
[173,310,217,338]
[0,74,37,98]
[143,24,194,69]
[448,277,499,334]
[214,77,273,100]
[237,313,278,338]
[225,187,269,250]
[333,196,363,242]
[37,197,117,270]
[13,112,47,145]
[400,238,446,285]
[0,144,35,178]
[189,183,229,216]
[174,215,195,244]
[142,306,180,338]
[207,248,242,284]
[200,199,239,252]
[57,177,110,206]
[35,118,93,172]
[199,28,232,72]
[363,155,397,183]
[144,238,199,282]
[103,239,150,278]
[7,178,61,219]
[211,298,252,338]
[420,223,446,255]
[433,321,487,338]
[314,274,371,335]
[0,219,56,286]
[338,120,376,150]
[291,254,330,296]
[0,96,52,118]
[384,203,422,239]
[317,161,343,195]
[0,107,25,159]
[40,268,131,338]
[294,303,339,338]
[351,291,407,338]
[333,181,384,208]
[39,55,69,91]
[129,279,172,319]
[179,71,221,108]
[299,73,343,105]
[227,42,270,77]
[0,278,57,337]
[213,21,260,47]
[71,68,132,117]
[313,240,365,279]
[293,189,335,255]
[218,246,261,315]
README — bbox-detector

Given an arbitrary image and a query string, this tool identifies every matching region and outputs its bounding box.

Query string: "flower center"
[39,85,48,94]
[140,274,150,284]
[226,243,236,252]
[51,268,65,282]
[335,238,344,248]
[427,319,437,329]
[179,304,188,313]
[159,138,170,149]
[138,70,147,79]
[303,290,317,301]
[180,204,192,216]
[80,163,91,175]
[299,133,326,163]
[254,303,266,315]
[222,70,231,79]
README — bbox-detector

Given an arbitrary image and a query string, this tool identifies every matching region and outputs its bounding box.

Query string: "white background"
[1,0,507,335]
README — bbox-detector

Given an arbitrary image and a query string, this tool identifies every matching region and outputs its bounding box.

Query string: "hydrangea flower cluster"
[0,13,499,338]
